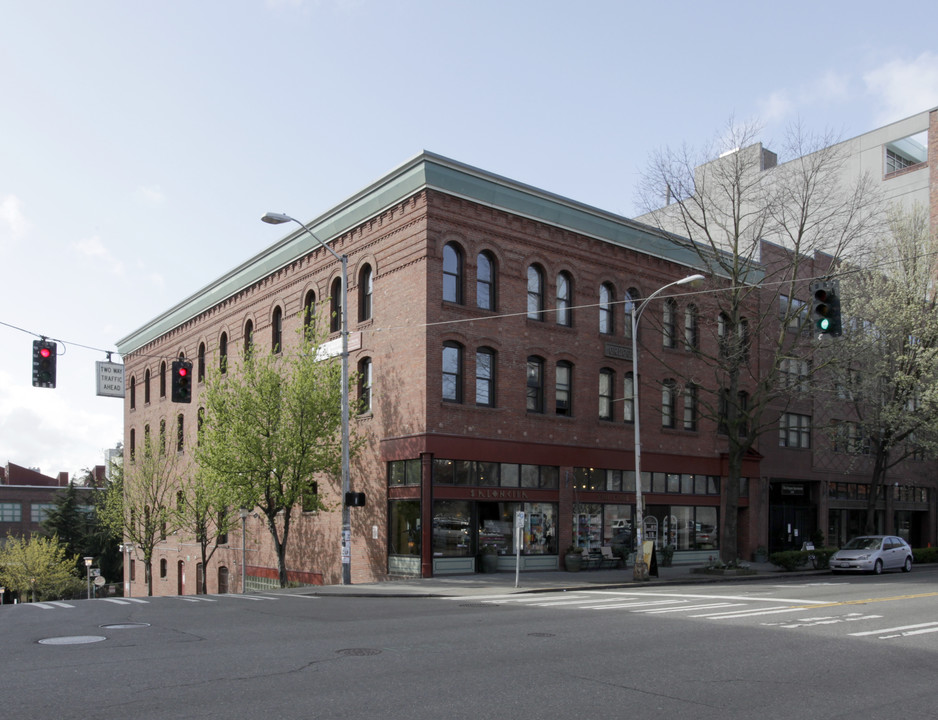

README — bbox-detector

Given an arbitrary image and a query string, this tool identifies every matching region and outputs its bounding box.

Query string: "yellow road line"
[788,592,938,610]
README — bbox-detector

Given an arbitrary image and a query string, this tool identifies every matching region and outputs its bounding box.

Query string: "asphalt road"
[2,568,937,719]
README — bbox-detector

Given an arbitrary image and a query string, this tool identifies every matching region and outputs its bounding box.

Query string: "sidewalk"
[298,561,827,599]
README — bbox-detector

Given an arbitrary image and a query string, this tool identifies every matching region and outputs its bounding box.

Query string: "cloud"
[136,185,166,207]
[864,52,938,126]
[757,71,851,127]
[0,194,30,245]
[72,235,126,276]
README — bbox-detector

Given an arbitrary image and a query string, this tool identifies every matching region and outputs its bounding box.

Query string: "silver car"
[829,535,913,574]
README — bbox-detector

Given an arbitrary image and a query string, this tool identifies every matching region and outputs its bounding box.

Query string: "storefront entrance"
[768,481,817,552]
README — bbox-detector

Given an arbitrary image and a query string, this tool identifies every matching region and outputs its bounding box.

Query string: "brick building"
[117,143,937,595]
[0,463,99,540]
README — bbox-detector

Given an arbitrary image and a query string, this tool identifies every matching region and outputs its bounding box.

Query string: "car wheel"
[873,559,883,575]
[902,557,912,573]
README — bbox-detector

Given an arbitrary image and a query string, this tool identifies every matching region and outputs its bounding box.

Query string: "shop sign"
[469,489,530,500]
[781,483,804,496]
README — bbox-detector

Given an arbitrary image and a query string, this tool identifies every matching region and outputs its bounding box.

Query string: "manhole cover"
[100,623,151,629]
[335,648,382,657]
[38,636,107,646]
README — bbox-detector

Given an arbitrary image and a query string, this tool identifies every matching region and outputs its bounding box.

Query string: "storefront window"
[524,503,557,554]
[388,459,421,486]
[573,503,602,549]
[602,504,632,550]
[432,500,558,557]
[389,500,421,556]
[432,500,471,557]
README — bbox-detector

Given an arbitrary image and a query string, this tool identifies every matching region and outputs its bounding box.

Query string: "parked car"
[829,535,913,575]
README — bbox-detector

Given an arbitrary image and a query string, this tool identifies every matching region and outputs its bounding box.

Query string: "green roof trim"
[116,151,737,355]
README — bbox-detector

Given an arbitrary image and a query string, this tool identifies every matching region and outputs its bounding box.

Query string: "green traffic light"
[819,317,830,331]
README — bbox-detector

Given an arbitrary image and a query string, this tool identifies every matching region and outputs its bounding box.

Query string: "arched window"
[197,342,206,382]
[475,347,496,407]
[663,298,676,348]
[526,356,545,413]
[130,376,136,410]
[359,265,373,322]
[144,369,151,405]
[358,357,372,414]
[684,304,699,350]
[623,372,635,423]
[527,265,545,320]
[556,271,573,327]
[159,419,166,455]
[443,243,463,304]
[129,428,136,462]
[271,306,283,353]
[197,408,204,446]
[243,320,254,356]
[683,383,698,431]
[599,283,614,334]
[442,342,463,403]
[159,361,166,398]
[599,368,614,421]
[555,360,572,415]
[624,287,640,340]
[219,332,228,373]
[176,413,185,452]
[662,379,676,428]
[476,251,495,310]
[330,277,342,333]
[303,290,316,339]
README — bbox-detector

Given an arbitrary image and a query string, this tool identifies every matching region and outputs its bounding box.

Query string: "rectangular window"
[442,343,462,403]
[389,500,421,556]
[623,373,634,423]
[661,380,676,428]
[475,349,495,406]
[0,502,22,522]
[779,412,811,448]
[30,503,57,523]
[780,357,810,392]
[389,459,421,486]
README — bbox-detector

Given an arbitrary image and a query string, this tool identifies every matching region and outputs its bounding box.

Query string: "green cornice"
[116,151,736,356]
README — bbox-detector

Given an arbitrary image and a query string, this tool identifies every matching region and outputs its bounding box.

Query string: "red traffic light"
[39,347,52,359]
[177,366,188,377]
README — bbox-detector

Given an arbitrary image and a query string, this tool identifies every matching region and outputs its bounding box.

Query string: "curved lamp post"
[261,212,351,586]
[631,274,705,581]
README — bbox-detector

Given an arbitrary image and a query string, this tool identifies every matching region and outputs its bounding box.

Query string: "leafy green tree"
[827,205,938,532]
[0,533,83,602]
[173,466,239,593]
[196,334,357,588]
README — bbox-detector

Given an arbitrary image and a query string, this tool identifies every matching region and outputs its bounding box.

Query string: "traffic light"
[171,359,193,403]
[345,491,366,507]
[810,278,842,337]
[32,340,57,388]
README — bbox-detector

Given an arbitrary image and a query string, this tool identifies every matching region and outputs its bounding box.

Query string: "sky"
[2,0,938,479]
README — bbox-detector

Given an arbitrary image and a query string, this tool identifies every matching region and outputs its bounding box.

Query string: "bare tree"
[822,205,938,532]
[638,119,883,562]
[101,433,180,596]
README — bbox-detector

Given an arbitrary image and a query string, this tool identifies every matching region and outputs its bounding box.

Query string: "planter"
[480,553,499,573]
[564,552,583,572]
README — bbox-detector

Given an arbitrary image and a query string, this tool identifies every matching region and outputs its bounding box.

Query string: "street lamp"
[83,556,93,600]
[630,274,705,581]
[120,542,134,597]
[239,508,249,594]
[262,211,352,585]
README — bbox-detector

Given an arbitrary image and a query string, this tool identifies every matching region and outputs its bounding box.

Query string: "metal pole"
[262,212,352,585]
[241,509,248,594]
[339,254,351,586]
[631,306,647,581]
[629,274,705,581]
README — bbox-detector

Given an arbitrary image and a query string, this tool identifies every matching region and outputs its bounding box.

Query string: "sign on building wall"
[96,361,125,398]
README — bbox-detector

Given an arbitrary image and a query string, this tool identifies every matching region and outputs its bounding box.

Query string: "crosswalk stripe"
[636,602,745,614]
[850,622,938,637]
